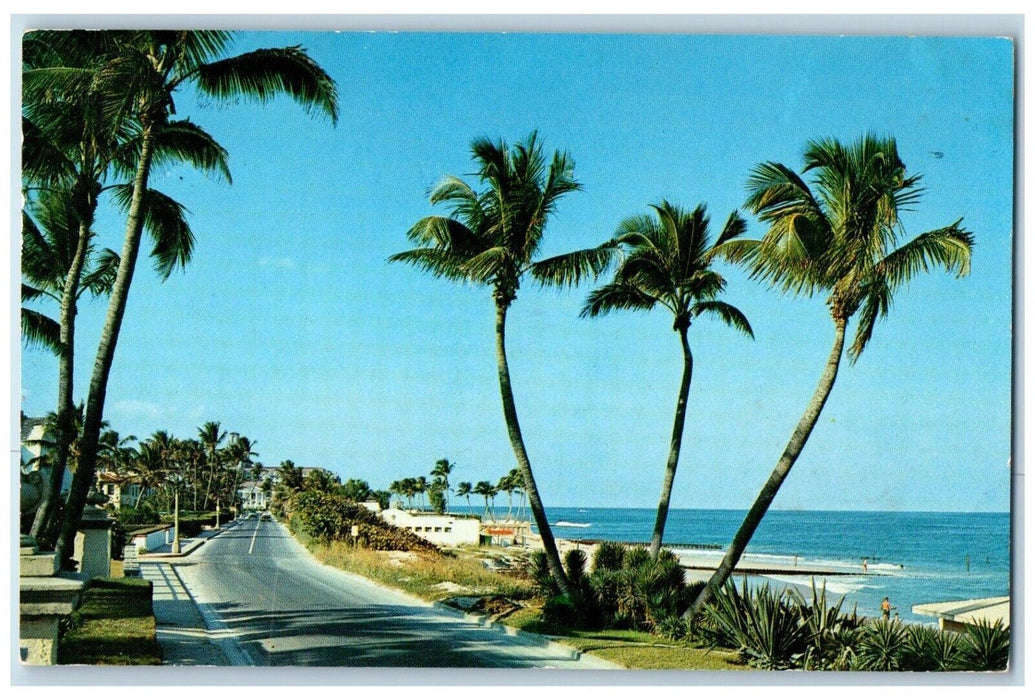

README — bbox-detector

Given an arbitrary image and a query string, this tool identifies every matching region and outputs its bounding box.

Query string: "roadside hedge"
[291,491,438,553]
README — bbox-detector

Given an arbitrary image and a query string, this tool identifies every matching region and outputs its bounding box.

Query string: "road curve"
[164,516,617,669]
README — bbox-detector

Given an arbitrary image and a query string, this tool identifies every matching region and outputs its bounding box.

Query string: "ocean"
[523,507,1011,624]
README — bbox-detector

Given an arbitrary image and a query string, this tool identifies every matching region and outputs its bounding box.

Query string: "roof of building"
[912,596,1010,626]
[21,414,47,443]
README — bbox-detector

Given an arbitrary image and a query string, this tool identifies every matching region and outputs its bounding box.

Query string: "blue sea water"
[529,507,1011,624]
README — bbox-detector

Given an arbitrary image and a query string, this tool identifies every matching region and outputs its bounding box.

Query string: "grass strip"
[58,577,162,665]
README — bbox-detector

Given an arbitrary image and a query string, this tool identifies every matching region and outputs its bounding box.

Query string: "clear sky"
[17,31,1014,513]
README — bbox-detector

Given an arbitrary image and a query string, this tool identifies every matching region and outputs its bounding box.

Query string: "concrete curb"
[430,600,629,666]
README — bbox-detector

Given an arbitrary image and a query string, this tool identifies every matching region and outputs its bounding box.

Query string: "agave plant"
[852,618,908,671]
[789,578,863,669]
[700,579,810,670]
[960,620,1010,671]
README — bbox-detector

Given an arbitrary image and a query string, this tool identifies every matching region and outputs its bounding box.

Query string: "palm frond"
[387,247,472,281]
[692,300,754,338]
[21,308,61,353]
[581,282,658,318]
[876,221,974,290]
[194,46,339,124]
[530,241,619,288]
[110,184,195,278]
[461,246,512,284]
[848,278,892,361]
[118,118,231,183]
[80,248,121,297]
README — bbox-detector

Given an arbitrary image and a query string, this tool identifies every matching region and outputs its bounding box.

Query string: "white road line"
[248,517,261,554]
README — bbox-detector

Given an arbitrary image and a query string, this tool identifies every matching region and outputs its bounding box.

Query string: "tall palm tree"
[198,421,227,509]
[689,135,973,614]
[22,31,209,541]
[583,200,753,558]
[431,458,454,511]
[413,476,429,511]
[50,30,338,565]
[390,133,612,596]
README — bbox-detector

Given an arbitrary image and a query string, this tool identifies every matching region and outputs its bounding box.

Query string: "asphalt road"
[164,516,616,668]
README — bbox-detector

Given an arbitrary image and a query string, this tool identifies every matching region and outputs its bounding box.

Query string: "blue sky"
[18,32,1014,512]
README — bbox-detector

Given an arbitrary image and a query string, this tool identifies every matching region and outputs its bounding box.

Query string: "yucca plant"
[852,618,908,671]
[790,578,862,669]
[960,620,1010,671]
[701,579,809,670]
[527,549,559,598]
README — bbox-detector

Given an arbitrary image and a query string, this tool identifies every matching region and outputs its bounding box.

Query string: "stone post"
[73,504,114,580]
[19,536,86,665]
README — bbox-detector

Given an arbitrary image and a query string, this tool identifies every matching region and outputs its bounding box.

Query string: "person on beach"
[881,597,892,619]
[862,557,868,573]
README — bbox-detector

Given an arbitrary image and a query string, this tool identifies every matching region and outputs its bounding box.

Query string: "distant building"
[378,507,481,547]
[95,472,154,510]
[20,414,73,494]
[913,596,1010,633]
[238,480,269,511]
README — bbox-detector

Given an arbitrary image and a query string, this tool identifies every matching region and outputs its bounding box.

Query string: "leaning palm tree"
[689,134,973,614]
[49,30,338,565]
[390,133,612,596]
[584,200,753,558]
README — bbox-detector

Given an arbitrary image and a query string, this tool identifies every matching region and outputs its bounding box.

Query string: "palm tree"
[474,481,497,521]
[583,200,754,558]
[431,458,454,511]
[198,421,227,509]
[413,476,429,510]
[455,481,473,513]
[689,135,973,614]
[390,133,612,596]
[51,30,338,565]
[22,32,206,541]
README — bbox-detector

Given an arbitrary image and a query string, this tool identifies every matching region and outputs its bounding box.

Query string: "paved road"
[149,517,616,668]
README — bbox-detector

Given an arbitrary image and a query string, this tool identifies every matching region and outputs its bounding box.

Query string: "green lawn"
[58,577,162,665]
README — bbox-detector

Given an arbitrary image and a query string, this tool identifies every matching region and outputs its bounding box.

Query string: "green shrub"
[592,541,626,572]
[789,579,863,670]
[291,491,438,553]
[900,624,966,671]
[960,620,1010,671]
[527,550,560,597]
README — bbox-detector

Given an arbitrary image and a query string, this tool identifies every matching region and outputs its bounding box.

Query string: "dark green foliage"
[698,579,809,670]
[960,620,1010,671]
[851,618,908,671]
[900,624,965,671]
[592,540,626,572]
[529,549,561,598]
[540,542,696,634]
[292,490,438,553]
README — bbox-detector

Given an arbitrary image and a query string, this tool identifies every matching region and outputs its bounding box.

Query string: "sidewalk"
[139,527,234,666]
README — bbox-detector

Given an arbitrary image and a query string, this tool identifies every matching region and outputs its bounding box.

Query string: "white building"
[238,481,269,511]
[378,507,481,547]
[20,414,73,494]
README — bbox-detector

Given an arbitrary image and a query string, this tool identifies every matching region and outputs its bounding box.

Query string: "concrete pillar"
[19,536,85,666]
[73,504,113,580]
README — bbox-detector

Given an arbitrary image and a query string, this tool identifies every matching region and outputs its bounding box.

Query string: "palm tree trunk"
[55,124,157,567]
[648,325,693,558]
[688,316,847,616]
[30,219,91,541]
[493,301,570,597]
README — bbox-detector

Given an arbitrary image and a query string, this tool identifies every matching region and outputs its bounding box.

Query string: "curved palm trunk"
[688,316,847,616]
[648,326,693,558]
[494,301,570,597]
[55,125,157,566]
[30,219,91,541]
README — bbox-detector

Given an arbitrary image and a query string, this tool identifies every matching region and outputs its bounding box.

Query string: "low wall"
[128,525,173,553]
